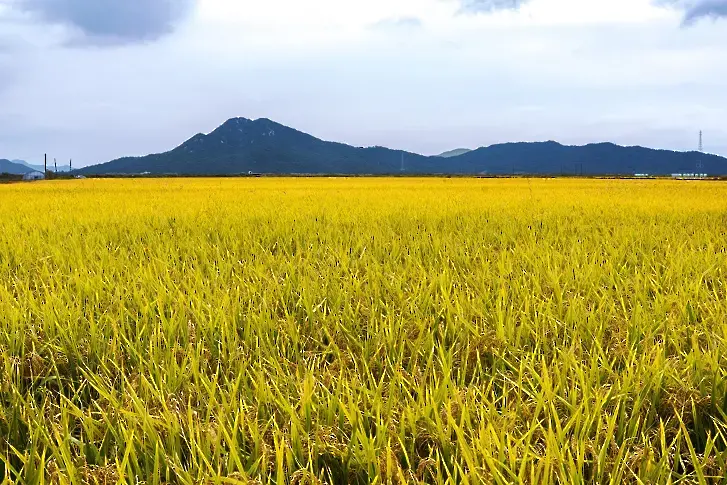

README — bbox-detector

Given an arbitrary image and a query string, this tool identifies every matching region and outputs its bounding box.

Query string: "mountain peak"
[222,117,252,126]
[209,117,254,133]
[206,117,285,142]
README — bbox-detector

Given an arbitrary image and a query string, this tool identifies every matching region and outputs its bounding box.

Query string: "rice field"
[1,177,727,484]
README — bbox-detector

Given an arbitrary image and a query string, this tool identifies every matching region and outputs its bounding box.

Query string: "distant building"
[22,171,45,181]
[671,173,708,179]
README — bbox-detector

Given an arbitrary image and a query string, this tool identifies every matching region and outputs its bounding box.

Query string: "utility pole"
[54,158,57,173]
[70,159,72,172]
[44,154,47,176]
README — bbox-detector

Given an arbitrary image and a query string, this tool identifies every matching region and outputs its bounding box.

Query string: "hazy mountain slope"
[16,160,72,172]
[437,148,472,158]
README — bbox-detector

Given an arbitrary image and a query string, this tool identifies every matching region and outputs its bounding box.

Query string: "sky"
[0,0,726,167]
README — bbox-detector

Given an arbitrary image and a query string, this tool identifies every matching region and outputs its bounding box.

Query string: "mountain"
[454,141,726,176]
[0,159,34,175]
[78,118,727,176]
[437,148,472,158]
[80,118,433,175]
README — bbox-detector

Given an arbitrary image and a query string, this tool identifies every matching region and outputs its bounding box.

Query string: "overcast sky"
[1,0,726,167]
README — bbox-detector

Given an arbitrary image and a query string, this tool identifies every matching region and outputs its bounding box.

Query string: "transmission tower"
[696,131,704,173]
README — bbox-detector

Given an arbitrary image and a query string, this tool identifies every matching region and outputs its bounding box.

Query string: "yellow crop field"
[2,178,727,484]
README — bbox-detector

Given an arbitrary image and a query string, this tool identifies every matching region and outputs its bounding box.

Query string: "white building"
[22,171,45,181]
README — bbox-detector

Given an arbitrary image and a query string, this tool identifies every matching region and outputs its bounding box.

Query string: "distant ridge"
[17,160,72,173]
[78,118,727,176]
